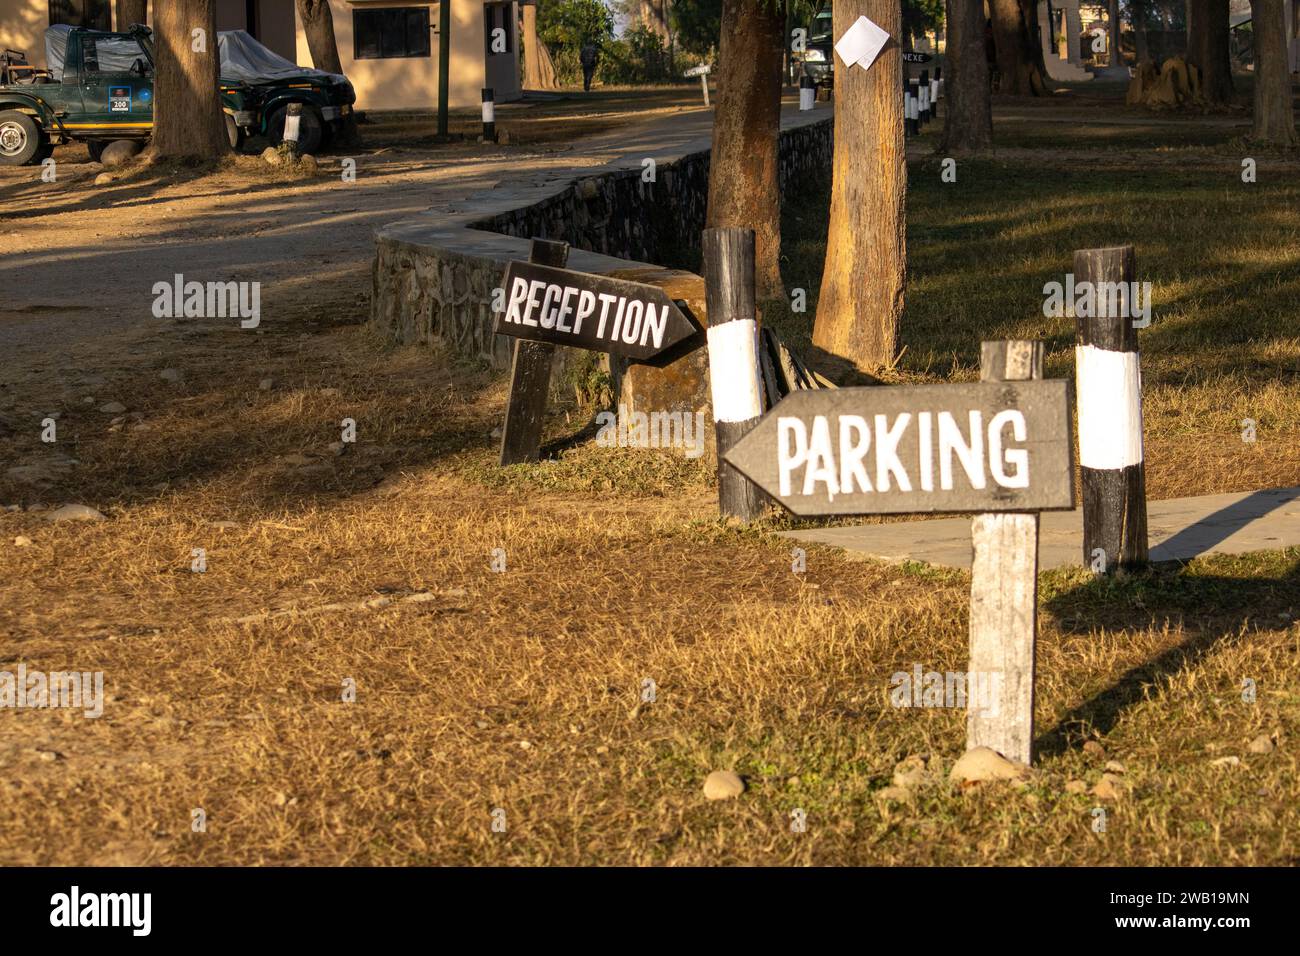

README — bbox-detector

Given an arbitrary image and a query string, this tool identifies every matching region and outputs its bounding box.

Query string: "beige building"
[296,0,520,110]
[1,0,520,110]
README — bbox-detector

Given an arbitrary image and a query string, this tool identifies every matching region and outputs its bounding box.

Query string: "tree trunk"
[990,0,1045,94]
[1250,0,1297,144]
[296,0,359,146]
[1108,0,1122,65]
[811,0,906,370]
[942,0,994,153]
[150,0,227,162]
[1134,1,1150,63]
[705,0,785,299]
[115,0,147,29]
[640,0,671,39]
[1187,0,1233,104]
[522,4,559,89]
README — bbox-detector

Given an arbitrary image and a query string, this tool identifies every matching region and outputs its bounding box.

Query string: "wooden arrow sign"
[493,261,700,362]
[723,382,1075,516]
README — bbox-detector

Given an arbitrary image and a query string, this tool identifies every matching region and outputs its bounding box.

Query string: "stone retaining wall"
[369,115,833,378]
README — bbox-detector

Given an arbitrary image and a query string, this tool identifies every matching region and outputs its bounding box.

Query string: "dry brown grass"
[1,86,1298,867]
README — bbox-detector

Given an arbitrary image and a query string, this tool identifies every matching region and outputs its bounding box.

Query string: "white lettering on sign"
[502,276,669,350]
[776,411,1031,500]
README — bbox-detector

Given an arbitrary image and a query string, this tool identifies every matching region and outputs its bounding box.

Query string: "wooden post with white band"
[481,88,496,142]
[702,227,766,521]
[1073,245,1149,574]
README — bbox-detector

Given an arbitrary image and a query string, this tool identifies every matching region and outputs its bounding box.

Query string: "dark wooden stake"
[702,227,766,522]
[1073,245,1148,573]
[499,238,569,465]
[968,339,1044,765]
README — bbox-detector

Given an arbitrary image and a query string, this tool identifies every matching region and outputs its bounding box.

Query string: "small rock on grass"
[98,401,126,414]
[1210,755,1241,768]
[259,378,274,391]
[1248,734,1275,754]
[159,368,183,383]
[1104,760,1127,775]
[13,536,33,547]
[949,746,1032,785]
[44,504,106,523]
[703,770,745,800]
[1091,773,1126,801]
[1082,740,1106,759]
[1065,779,1088,795]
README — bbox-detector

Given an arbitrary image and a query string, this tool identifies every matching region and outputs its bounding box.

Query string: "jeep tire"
[225,113,245,152]
[0,110,46,166]
[267,103,323,155]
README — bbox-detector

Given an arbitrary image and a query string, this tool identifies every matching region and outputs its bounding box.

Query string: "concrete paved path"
[781,487,1300,570]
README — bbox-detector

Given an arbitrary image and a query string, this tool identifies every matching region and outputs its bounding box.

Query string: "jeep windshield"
[45,24,151,81]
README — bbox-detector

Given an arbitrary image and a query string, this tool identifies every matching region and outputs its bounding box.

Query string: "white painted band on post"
[1076,344,1144,469]
[706,319,763,424]
[482,101,495,123]
[284,113,301,143]
[799,87,815,110]
[919,86,929,111]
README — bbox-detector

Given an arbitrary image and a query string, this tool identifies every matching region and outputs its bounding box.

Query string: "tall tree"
[1249,0,1297,145]
[705,0,786,298]
[522,1,560,89]
[150,0,227,161]
[640,0,672,37]
[296,0,360,145]
[812,0,906,369]
[297,0,344,73]
[989,0,1046,94]
[1186,0,1232,104]
[1108,0,1122,66]
[115,0,147,29]
[941,0,993,153]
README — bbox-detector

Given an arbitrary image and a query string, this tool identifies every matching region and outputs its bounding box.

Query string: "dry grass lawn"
[0,83,1297,866]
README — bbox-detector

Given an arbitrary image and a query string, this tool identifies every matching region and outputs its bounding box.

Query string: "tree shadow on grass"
[1035,554,1300,758]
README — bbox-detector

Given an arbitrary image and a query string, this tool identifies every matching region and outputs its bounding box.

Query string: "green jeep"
[0,24,355,165]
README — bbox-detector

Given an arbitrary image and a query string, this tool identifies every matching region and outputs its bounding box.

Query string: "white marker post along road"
[1073,245,1149,573]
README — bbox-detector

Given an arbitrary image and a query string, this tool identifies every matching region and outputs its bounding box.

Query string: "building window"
[48,0,111,31]
[484,4,514,55]
[353,6,431,60]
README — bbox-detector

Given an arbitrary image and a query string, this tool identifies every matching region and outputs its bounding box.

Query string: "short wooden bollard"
[702,227,765,521]
[499,238,569,465]
[283,102,303,157]
[968,340,1044,765]
[1073,245,1148,573]
[481,87,496,142]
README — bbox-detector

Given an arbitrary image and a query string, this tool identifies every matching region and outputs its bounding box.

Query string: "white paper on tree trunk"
[834,16,891,71]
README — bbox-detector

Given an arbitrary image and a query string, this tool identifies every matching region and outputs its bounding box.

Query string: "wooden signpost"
[723,378,1074,516]
[724,340,1075,765]
[493,260,699,362]
[495,241,702,465]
